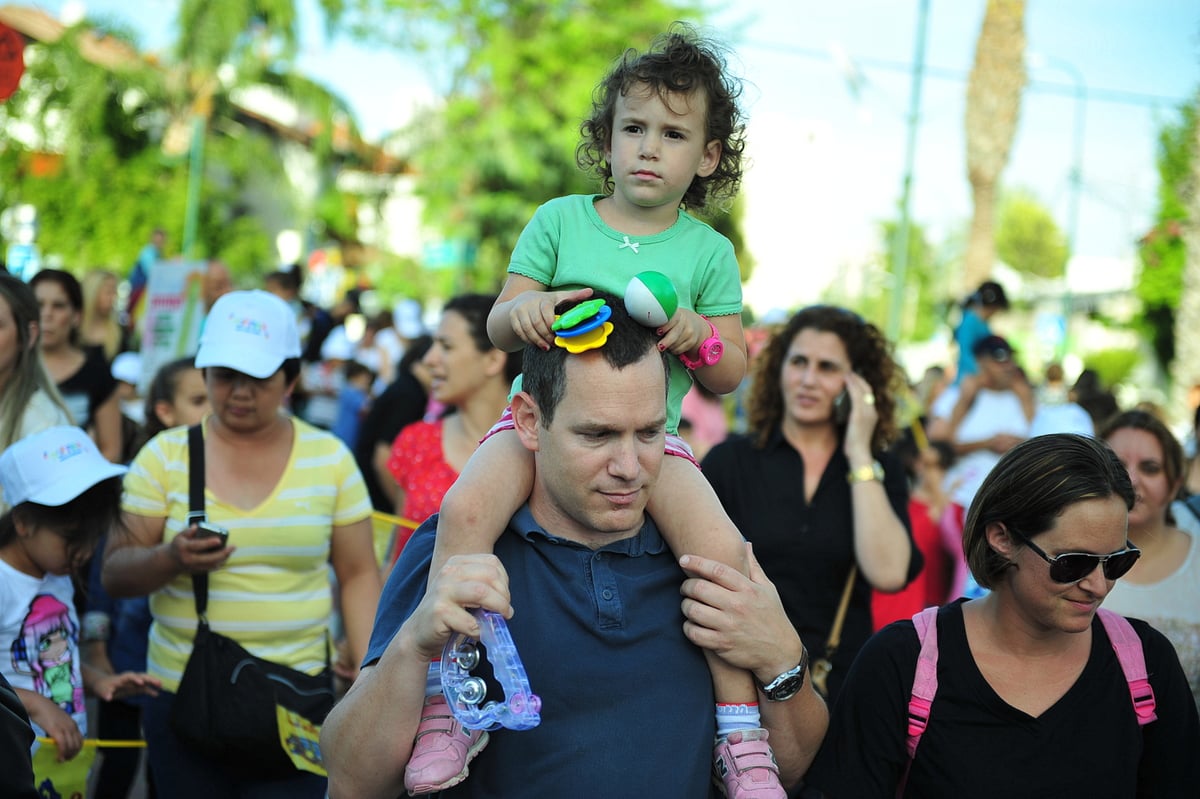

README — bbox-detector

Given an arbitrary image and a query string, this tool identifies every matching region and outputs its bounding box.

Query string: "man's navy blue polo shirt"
[365,506,717,798]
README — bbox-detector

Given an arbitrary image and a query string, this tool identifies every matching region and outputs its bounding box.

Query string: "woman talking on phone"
[702,305,919,705]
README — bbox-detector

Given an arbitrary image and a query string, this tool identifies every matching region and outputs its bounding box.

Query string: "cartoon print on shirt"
[10,594,84,713]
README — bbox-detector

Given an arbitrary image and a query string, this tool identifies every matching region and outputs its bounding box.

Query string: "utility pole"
[886,0,931,343]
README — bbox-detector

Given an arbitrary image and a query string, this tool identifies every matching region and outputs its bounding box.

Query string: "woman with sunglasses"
[803,434,1200,797]
[1099,410,1200,712]
[702,305,920,705]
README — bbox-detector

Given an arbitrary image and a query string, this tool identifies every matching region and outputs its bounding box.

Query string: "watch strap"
[759,647,809,701]
[679,318,721,371]
[847,460,884,484]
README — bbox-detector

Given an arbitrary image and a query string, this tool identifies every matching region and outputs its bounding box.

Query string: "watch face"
[768,667,806,700]
[766,673,804,701]
[701,339,723,365]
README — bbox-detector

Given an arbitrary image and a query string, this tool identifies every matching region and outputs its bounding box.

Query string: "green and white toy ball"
[624,271,679,328]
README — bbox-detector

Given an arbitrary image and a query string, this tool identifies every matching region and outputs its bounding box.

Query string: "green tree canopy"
[1136,96,1197,370]
[342,1,714,290]
[995,187,1068,278]
[0,5,362,284]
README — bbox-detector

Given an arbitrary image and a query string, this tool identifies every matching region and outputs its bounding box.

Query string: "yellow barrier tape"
[37,736,147,748]
[371,510,419,530]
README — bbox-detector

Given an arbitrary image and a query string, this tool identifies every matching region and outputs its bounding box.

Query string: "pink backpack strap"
[898,606,941,797]
[906,606,941,758]
[1097,608,1157,725]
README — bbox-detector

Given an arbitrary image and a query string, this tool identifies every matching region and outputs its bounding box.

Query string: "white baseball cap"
[195,290,302,379]
[320,326,356,361]
[110,351,143,385]
[0,426,127,508]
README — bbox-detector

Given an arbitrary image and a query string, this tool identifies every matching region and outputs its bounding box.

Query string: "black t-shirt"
[353,372,429,510]
[805,601,1200,798]
[702,428,917,704]
[57,346,116,430]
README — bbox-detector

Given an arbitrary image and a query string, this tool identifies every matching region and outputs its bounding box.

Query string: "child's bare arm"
[649,456,749,575]
[16,688,82,761]
[947,375,980,437]
[658,310,747,395]
[649,456,757,709]
[487,274,592,352]
[430,430,535,587]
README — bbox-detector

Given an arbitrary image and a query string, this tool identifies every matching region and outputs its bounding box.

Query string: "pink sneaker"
[712,728,786,798]
[404,694,489,795]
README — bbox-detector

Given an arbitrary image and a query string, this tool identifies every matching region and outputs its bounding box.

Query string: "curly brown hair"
[745,306,902,454]
[576,22,746,212]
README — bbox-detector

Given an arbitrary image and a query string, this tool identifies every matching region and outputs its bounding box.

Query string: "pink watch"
[679,318,723,370]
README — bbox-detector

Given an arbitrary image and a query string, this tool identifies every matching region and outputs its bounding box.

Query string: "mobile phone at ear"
[834,389,850,424]
[195,521,230,546]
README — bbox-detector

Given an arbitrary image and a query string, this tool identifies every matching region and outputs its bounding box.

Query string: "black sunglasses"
[1011,529,1140,584]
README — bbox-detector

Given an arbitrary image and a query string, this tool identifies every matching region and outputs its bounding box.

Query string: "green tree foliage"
[0,29,186,269]
[342,0,710,290]
[0,5,361,285]
[1136,96,1197,370]
[995,187,1068,278]
[1083,347,1140,389]
[832,218,946,342]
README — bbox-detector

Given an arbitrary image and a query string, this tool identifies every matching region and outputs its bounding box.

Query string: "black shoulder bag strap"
[186,423,210,625]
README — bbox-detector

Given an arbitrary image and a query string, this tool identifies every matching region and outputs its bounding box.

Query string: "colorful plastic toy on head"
[552,298,608,333]
[441,609,542,732]
[554,303,612,338]
[625,271,679,328]
[554,323,613,353]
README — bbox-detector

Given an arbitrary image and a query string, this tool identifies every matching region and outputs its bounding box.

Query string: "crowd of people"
[2,22,1199,799]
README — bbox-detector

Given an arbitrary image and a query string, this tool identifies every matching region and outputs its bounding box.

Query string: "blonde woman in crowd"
[80,269,125,361]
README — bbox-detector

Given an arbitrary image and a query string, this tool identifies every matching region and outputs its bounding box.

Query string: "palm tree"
[963,0,1027,291]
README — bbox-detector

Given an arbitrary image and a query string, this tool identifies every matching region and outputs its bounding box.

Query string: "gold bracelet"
[847,461,884,484]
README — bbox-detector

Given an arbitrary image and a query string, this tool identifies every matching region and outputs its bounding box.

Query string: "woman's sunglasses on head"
[1010,529,1140,583]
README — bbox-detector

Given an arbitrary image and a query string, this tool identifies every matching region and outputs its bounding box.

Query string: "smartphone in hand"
[834,389,850,424]
[194,521,230,547]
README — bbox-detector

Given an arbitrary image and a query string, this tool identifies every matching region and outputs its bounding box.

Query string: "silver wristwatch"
[757,648,809,702]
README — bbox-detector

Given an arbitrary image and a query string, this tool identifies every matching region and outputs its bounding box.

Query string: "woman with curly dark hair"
[703,305,920,705]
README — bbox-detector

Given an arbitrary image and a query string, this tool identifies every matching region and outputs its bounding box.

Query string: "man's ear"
[25,321,38,352]
[510,391,542,452]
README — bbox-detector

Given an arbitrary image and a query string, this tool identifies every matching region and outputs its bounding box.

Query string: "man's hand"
[400,554,514,663]
[677,543,805,686]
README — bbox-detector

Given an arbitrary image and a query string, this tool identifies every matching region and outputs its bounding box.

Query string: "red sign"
[0,23,25,102]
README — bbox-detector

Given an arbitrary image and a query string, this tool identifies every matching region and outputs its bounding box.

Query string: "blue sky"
[26,0,1200,312]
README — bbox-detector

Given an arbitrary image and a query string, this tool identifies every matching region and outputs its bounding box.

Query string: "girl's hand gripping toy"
[441,609,542,731]
[552,298,613,353]
[624,271,679,327]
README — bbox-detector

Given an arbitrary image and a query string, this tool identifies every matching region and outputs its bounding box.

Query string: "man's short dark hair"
[521,291,668,426]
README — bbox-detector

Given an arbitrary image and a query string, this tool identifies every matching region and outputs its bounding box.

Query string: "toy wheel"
[460,677,487,705]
